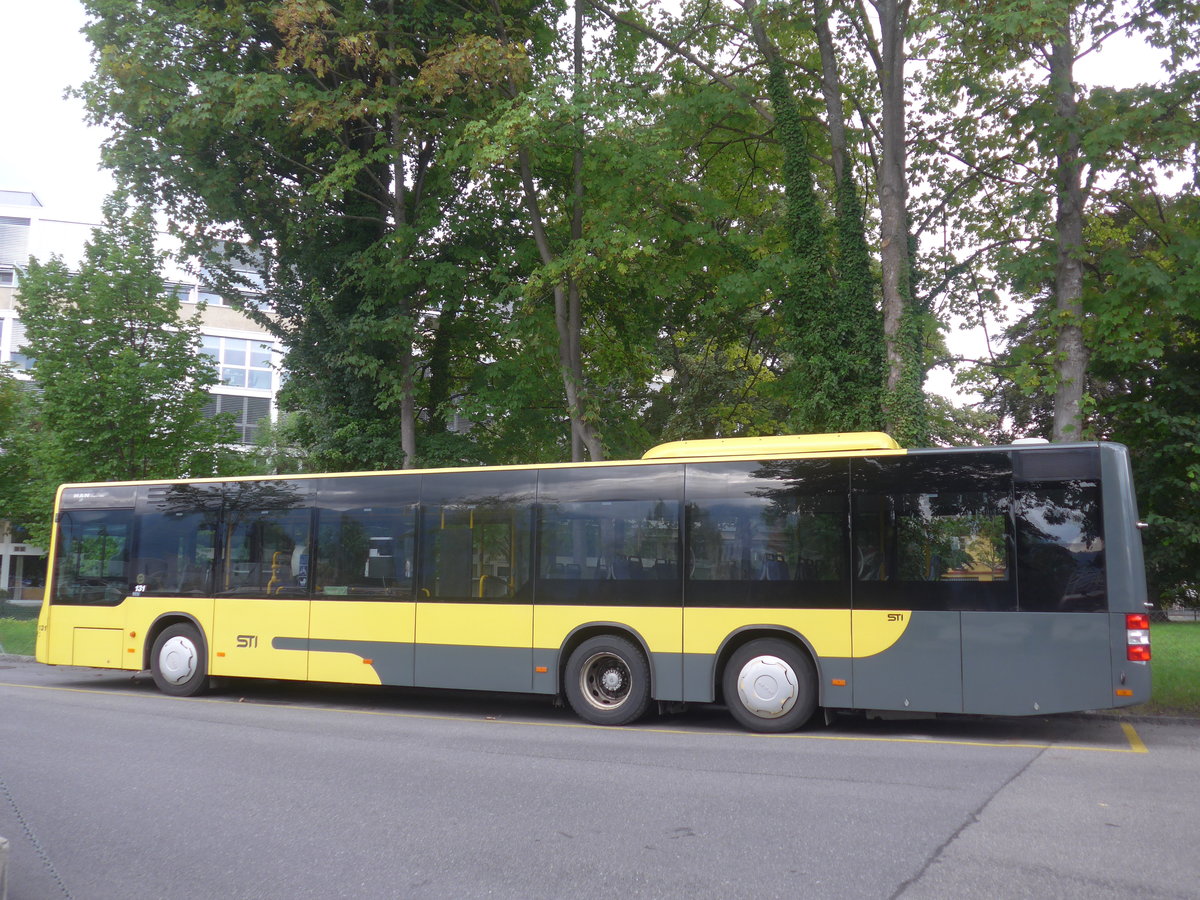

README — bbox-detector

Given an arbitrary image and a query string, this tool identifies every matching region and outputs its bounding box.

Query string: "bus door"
[307,479,420,687]
[415,471,536,693]
[211,481,314,681]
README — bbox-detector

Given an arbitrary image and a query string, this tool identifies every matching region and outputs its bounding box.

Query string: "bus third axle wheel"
[565,635,651,727]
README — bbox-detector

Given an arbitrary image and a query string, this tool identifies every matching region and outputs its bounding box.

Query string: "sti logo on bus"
[887,613,905,622]
[236,635,259,648]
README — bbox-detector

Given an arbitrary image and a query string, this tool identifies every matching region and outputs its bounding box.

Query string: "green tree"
[79,0,547,471]
[928,0,1200,438]
[9,195,243,543]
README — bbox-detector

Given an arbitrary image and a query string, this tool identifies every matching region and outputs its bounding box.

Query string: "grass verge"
[1132,622,1200,717]
[0,616,37,656]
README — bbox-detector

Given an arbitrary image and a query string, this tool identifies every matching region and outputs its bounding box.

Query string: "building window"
[7,318,33,371]
[202,393,272,444]
[0,217,31,266]
[161,282,196,302]
[201,335,274,390]
[0,267,15,286]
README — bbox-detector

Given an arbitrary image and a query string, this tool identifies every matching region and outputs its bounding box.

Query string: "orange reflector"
[129,631,137,638]
[535,666,548,674]
[831,679,846,687]
[363,658,373,664]
[127,648,136,653]
[1116,689,1133,697]
[216,651,226,658]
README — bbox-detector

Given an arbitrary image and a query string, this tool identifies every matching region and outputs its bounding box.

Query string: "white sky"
[0,0,114,222]
[0,1,1175,404]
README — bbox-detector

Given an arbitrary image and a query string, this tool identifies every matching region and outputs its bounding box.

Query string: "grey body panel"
[1100,443,1149,614]
[851,611,963,713]
[681,654,713,703]
[961,612,1111,714]
[415,644,533,693]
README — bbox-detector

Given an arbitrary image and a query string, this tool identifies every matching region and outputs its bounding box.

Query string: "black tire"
[564,635,651,726]
[149,623,209,697]
[722,638,817,733]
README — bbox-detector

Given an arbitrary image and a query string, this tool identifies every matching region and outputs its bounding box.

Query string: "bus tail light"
[1125,613,1151,662]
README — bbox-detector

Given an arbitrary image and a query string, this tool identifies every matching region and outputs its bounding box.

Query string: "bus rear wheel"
[564,635,651,726]
[723,638,817,733]
[150,623,209,697]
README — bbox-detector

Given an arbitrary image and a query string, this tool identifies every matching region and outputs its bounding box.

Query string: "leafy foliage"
[62,0,1200,603]
[5,196,245,544]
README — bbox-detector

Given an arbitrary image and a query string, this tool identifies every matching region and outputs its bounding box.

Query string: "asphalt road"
[1,659,1197,900]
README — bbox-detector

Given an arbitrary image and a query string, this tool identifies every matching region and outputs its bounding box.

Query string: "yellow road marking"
[1,680,1149,753]
[1120,721,1149,754]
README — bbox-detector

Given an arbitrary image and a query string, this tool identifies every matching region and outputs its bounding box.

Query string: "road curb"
[0,655,34,664]
[1,834,9,900]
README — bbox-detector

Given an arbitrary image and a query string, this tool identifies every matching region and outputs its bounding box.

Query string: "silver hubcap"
[158,636,198,685]
[736,655,798,718]
[579,652,630,711]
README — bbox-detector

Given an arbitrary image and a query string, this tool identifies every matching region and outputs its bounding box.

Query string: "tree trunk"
[388,22,418,468]
[876,0,911,397]
[813,0,848,189]
[1049,27,1088,442]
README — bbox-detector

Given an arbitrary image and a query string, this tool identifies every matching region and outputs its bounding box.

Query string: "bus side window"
[1015,482,1105,611]
[418,471,536,602]
[222,509,312,597]
[315,508,415,599]
[53,509,135,606]
[540,500,679,583]
[134,513,219,597]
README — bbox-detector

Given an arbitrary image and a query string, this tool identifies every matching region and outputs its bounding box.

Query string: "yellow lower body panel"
[416,602,532,648]
[534,606,683,654]
[210,598,309,680]
[71,627,124,668]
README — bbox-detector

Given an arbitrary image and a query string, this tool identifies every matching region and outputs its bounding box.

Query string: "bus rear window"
[54,509,135,605]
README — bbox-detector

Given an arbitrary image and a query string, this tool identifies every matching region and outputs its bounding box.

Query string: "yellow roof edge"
[641,432,903,460]
[54,433,906,493]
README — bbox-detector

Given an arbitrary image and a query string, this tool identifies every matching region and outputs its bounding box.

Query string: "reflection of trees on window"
[216,481,310,597]
[136,484,223,596]
[685,460,847,585]
[1016,482,1105,611]
[894,495,1009,583]
[540,500,679,582]
[855,492,1010,584]
[688,497,844,583]
[53,510,134,605]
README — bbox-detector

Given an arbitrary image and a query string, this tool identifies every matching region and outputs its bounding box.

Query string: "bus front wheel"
[564,635,651,726]
[723,638,817,732]
[150,623,209,697]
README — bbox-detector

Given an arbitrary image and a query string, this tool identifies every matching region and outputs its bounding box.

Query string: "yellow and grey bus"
[35,432,1152,731]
